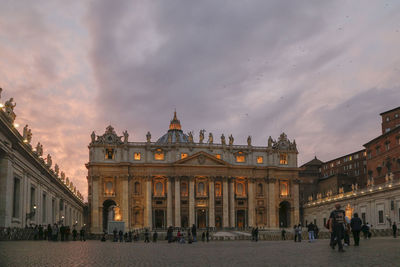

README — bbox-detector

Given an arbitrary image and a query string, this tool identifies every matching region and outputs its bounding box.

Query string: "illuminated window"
[236,182,245,196]
[134,152,141,161]
[330,163,334,168]
[279,153,288,165]
[155,182,164,196]
[236,152,245,163]
[280,181,289,197]
[104,181,114,196]
[215,182,222,197]
[181,182,188,197]
[154,149,165,160]
[257,156,263,164]
[181,153,188,159]
[385,142,390,151]
[349,156,352,161]
[215,154,221,159]
[105,148,114,159]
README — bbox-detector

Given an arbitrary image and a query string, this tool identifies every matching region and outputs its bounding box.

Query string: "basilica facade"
[87,113,300,233]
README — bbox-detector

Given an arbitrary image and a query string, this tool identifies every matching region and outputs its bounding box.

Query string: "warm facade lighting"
[236,152,245,163]
[181,153,188,159]
[13,123,19,128]
[215,154,221,159]
[257,156,263,164]
[279,153,288,165]
[134,152,141,161]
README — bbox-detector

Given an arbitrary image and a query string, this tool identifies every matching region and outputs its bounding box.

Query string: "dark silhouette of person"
[350,213,362,246]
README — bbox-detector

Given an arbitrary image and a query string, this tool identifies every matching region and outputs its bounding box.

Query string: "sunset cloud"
[1,0,400,200]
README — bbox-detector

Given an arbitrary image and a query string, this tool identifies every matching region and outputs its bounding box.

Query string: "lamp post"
[26,205,37,224]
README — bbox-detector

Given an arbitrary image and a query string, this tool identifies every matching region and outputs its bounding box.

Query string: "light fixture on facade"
[0,103,4,108]
[13,123,19,128]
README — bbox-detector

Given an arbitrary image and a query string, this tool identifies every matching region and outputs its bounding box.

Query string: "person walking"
[153,230,158,242]
[297,224,302,242]
[206,229,210,242]
[293,225,298,242]
[113,228,118,242]
[307,222,315,242]
[118,230,123,242]
[80,227,86,241]
[329,203,346,252]
[350,213,362,246]
[393,222,397,238]
[144,228,150,243]
[254,227,259,242]
[281,228,286,240]
[191,224,197,242]
[47,224,52,242]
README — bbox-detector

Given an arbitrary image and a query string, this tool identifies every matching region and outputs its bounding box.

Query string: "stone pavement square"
[0,238,399,267]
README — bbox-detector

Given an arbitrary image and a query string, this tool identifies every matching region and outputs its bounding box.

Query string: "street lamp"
[26,205,37,221]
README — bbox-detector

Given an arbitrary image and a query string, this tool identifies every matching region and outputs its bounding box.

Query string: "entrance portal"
[279,201,291,228]
[102,199,117,232]
[197,209,207,228]
[236,210,246,228]
[154,209,165,229]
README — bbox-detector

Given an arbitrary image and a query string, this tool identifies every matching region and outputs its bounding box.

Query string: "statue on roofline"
[0,87,2,100]
[61,172,66,182]
[27,129,32,144]
[91,131,96,143]
[247,136,252,146]
[228,134,234,145]
[268,136,273,147]
[36,142,43,156]
[208,133,213,144]
[188,131,193,143]
[123,130,129,144]
[221,134,226,145]
[46,154,52,168]
[54,164,59,176]
[4,98,16,122]
[199,130,205,143]
[146,131,151,143]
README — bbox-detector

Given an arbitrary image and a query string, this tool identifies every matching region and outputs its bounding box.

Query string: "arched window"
[198,182,205,196]
[155,182,163,196]
[257,183,263,195]
[134,182,140,194]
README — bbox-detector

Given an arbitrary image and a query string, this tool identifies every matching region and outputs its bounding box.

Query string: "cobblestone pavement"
[0,238,399,267]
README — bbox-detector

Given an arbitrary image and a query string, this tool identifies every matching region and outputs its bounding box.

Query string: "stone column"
[222,178,229,228]
[0,154,13,228]
[229,178,235,228]
[209,177,215,228]
[174,177,181,227]
[268,178,277,228]
[189,177,195,227]
[167,177,173,227]
[248,178,255,227]
[91,176,100,233]
[121,175,129,231]
[145,177,152,229]
[293,179,300,225]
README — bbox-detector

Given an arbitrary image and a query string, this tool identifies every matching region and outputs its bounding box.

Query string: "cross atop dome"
[169,110,182,131]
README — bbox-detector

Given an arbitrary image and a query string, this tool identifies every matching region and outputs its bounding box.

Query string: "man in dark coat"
[393,222,397,238]
[350,213,362,246]
[191,224,197,242]
[329,203,346,252]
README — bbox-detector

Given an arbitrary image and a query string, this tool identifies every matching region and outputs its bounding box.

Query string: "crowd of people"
[0,225,86,241]
[102,224,211,244]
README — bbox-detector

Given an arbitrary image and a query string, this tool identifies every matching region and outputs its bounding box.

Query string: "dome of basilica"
[155,112,189,145]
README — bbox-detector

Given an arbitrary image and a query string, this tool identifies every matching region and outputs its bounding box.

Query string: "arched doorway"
[279,201,291,228]
[197,209,207,228]
[103,199,117,232]
[236,210,246,229]
[154,209,165,229]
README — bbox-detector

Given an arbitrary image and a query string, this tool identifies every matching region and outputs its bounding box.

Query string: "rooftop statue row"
[90,112,297,151]
[0,87,84,201]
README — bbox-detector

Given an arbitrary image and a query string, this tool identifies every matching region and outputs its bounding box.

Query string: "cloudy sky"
[1,0,400,200]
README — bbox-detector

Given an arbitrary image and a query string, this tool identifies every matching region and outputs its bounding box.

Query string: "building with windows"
[0,92,85,229]
[303,106,400,230]
[87,112,300,233]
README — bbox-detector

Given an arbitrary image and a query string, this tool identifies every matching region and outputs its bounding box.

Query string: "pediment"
[174,151,229,166]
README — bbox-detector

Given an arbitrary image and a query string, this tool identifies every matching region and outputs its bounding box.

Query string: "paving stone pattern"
[0,238,399,267]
